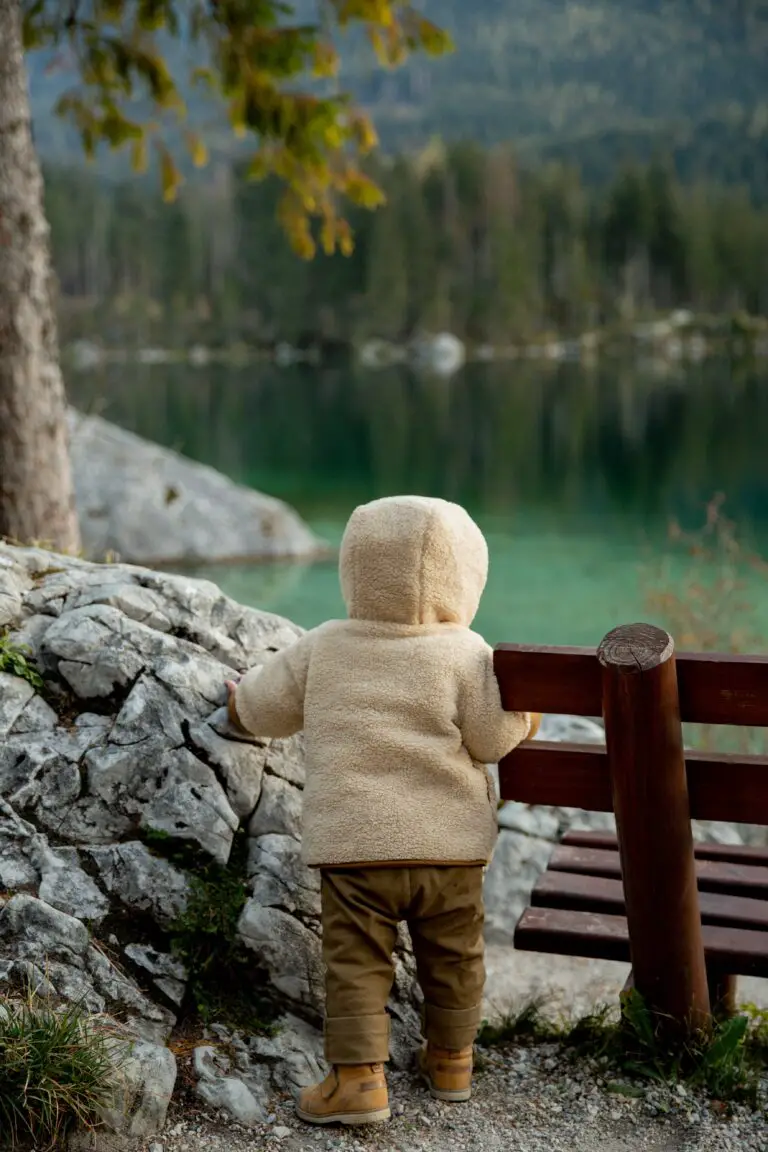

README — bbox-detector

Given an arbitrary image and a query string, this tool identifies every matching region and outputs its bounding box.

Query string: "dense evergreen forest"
[47,145,768,349]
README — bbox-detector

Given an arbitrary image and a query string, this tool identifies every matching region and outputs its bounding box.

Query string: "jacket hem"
[310,858,489,870]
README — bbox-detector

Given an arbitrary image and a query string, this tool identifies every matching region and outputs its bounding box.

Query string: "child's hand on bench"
[527,712,543,741]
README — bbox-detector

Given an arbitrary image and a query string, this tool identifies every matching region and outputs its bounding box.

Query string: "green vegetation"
[46,148,768,350]
[479,990,768,1106]
[0,629,44,690]
[157,829,276,1034]
[0,993,120,1150]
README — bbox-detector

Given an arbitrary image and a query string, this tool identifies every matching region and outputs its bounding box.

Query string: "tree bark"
[0,0,81,552]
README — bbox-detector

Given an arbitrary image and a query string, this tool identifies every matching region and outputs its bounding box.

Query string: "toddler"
[226,495,540,1125]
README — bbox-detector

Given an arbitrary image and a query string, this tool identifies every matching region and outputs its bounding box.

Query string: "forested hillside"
[46,147,768,349]
[27,0,768,190]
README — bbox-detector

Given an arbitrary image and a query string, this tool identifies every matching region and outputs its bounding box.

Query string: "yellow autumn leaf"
[158,146,182,203]
[320,216,337,255]
[312,41,339,79]
[130,134,148,173]
[185,131,208,168]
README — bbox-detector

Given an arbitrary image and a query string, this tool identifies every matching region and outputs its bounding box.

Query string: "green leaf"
[697,1015,749,1071]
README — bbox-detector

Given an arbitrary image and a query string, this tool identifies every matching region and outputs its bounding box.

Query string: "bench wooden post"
[598,623,711,1029]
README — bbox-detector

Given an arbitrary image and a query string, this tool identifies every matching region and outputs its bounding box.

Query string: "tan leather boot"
[295,1064,391,1125]
[418,1042,473,1102]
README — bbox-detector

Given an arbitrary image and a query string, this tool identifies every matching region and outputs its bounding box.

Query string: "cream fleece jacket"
[234,496,532,867]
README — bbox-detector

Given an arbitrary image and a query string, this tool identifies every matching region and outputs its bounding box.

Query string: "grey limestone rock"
[68,408,324,565]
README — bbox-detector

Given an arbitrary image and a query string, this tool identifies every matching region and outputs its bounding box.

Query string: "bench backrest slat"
[499,740,768,827]
[495,644,768,727]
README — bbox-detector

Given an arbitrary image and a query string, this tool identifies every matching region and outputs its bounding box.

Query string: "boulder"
[408,332,466,376]
[68,409,324,565]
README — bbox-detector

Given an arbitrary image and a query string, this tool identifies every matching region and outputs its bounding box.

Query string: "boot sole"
[295,1105,391,1126]
[419,1069,472,1103]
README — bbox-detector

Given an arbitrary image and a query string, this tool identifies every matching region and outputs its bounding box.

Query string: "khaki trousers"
[320,865,485,1065]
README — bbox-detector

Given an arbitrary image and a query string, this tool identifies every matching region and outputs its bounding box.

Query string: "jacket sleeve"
[233,631,314,739]
[456,637,535,764]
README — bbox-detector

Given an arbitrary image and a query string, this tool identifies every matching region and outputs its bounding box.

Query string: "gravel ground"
[138,1041,768,1152]
[132,952,768,1152]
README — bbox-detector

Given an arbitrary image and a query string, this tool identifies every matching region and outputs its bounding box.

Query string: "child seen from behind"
[225,495,540,1125]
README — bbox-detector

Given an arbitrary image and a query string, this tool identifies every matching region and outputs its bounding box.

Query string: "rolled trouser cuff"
[423,1002,482,1050]
[324,1013,391,1065]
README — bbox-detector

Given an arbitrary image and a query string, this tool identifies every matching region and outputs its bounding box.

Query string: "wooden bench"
[494,622,768,1024]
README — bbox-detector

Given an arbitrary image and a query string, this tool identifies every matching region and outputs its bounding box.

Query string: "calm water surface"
[68,358,768,648]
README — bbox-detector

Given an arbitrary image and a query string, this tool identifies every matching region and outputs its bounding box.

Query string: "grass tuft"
[479,990,768,1106]
[0,993,122,1150]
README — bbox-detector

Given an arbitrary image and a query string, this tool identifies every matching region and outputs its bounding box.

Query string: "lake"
[67,356,768,650]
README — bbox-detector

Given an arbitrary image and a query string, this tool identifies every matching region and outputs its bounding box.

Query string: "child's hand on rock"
[224,678,242,728]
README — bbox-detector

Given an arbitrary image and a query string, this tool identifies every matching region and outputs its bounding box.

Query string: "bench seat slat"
[549,845,768,899]
[532,869,768,930]
[560,830,768,867]
[515,907,768,977]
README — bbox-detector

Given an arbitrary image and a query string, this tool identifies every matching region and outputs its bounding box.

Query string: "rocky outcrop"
[67,410,324,565]
[0,543,421,1142]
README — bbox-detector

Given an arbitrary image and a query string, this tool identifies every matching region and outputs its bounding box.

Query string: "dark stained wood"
[515,907,768,978]
[494,644,601,717]
[695,860,768,900]
[701,924,768,976]
[550,845,623,876]
[686,750,768,824]
[561,829,768,867]
[550,844,768,900]
[496,632,768,1027]
[598,623,710,1022]
[498,741,612,811]
[531,869,768,930]
[499,741,768,827]
[493,644,768,728]
[532,869,626,914]
[514,906,631,962]
[676,651,768,728]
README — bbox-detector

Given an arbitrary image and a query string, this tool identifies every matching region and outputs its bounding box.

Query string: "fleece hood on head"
[339,495,489,626]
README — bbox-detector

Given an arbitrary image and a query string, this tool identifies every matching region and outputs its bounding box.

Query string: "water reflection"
[67,357,768,644]
[68,358,768,535]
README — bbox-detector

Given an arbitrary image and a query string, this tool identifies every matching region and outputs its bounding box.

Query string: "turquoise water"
[68,357,768,649]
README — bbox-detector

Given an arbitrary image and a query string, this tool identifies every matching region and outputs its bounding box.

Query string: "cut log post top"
[597,621,675,673]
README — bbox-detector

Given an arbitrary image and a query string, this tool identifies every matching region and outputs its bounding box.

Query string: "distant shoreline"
[62,309,768,376]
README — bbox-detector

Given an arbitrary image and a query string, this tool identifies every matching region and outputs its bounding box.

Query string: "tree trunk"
[0,0,81,552]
